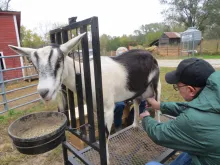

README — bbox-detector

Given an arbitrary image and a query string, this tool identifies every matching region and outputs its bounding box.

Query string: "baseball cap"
[165,58,215,87]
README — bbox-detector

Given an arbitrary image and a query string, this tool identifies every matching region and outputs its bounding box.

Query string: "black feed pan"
[8,111,67,155]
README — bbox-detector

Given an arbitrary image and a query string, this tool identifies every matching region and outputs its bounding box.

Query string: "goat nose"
[38,89,49,98]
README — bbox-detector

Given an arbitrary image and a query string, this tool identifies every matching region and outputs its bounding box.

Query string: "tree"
[20,26,45,48]
[204,0,220,39]
[159,0,219,32]
[120,35,132,48]
[0,0,12,11]
[204,25,220,39]
[100,34,110,53]
[106,36,121,51]
[133,23,172,46]
[34,22,69,45]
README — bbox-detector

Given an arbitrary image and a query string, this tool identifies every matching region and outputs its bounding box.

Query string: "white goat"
[9,32,161,164]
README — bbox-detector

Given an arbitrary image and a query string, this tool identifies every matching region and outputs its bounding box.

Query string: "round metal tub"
[8,111,67,155]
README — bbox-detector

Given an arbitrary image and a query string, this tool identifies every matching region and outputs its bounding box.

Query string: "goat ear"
[60,32,86,55]
[8,45,36,56]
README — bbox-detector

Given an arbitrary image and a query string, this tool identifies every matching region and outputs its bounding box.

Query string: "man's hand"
[140,110,150,119]
[147,98,160,110]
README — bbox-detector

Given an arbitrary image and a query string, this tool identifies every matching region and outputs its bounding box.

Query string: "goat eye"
[56,63,60,69]
[55,57,63,70]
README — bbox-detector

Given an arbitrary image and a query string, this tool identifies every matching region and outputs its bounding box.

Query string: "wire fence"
[0,54,40,114]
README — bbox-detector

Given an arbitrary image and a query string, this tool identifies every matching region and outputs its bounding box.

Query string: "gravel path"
[158,59,220,68]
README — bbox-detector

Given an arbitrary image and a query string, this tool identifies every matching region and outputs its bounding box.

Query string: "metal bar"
[0,83,37,95]
[0,65,34,72]
[1,74,38,83]
[80,26,96,143]
[55,32,62,45]
[68,156,81,165]
[79,146,93,154]
[62,137,69,165]
[0,110,7,114]
[68,89,77,128]
[75,73,86,135]
[61,30,71,127]
[68,128,99,151]
[91,17,107,165]
[154,149,176,163]
[63,141,94,165]
[50,17,94,34]
[0,55,24,58]
[68,17,77,24]
[62,30,69,44]
[192,32,195,57]
[0,92,39,105]
[9,98,41,110]
[50,33,56,44]
[0,60,8,111]
[58,84,70,126]
[55,32,63,113]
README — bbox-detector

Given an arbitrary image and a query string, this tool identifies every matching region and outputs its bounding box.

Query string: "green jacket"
[142,71,220,165]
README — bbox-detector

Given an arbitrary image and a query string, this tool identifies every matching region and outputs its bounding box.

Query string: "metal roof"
[164,32,180,38]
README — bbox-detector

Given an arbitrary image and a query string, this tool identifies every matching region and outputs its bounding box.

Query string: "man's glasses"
[173,84,187,91]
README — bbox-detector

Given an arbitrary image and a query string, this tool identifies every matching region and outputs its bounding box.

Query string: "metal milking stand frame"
[50,16,107,165]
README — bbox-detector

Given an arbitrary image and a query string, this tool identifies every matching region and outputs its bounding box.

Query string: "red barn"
[0,11,23,80]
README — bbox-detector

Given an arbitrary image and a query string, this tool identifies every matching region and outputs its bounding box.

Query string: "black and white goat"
[9,32,161,164]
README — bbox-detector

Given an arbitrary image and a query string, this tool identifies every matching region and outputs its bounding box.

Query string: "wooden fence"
[102,39,220,57]
[157,45,181,56]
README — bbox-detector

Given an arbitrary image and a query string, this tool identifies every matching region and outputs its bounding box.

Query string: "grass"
[0,67,186,165]
[199,54,220,59]
[0,101,58,124]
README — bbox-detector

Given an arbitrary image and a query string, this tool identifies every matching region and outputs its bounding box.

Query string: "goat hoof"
[132,124,139,131]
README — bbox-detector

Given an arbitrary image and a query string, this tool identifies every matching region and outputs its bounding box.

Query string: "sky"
[10,0,165,37]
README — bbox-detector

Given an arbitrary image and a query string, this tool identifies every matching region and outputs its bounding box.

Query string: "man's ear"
[187,86,196,96]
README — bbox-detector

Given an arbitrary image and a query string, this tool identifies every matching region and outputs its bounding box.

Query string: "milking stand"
[50,16,107,165]
[49,16,176,165]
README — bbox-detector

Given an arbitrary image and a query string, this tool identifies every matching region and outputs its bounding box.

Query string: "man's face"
[174,82,200,101]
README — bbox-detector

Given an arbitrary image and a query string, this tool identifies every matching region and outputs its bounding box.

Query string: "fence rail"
[0,54,40,114]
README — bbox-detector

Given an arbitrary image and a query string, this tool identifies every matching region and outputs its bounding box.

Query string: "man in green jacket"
[140,58,220,165]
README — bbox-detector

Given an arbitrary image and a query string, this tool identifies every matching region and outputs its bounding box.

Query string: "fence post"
[178,44,180,56]
[200,39,202,56]
[0,60,9,111]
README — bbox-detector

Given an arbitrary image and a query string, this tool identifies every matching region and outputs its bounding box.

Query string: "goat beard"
[56,90,67,113]
[40,89,66,113]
